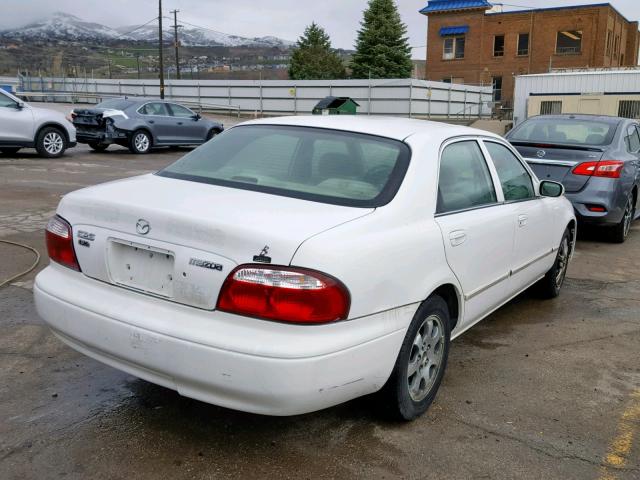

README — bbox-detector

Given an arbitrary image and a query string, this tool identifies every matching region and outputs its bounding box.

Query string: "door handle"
[518,214,528,227]
[449,230,467,247]
[177,122,183,125]
[148,120,155,124]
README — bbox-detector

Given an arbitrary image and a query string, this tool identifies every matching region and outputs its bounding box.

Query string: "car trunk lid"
[57,174,373,310]
[511,141,606,192]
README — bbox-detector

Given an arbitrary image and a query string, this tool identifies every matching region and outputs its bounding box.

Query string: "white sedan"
[34,116,576,420]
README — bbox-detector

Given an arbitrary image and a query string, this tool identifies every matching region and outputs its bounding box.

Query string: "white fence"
[17,76,493,119]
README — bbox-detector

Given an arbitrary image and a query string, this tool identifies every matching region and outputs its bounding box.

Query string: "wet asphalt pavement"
[0,114,639,479]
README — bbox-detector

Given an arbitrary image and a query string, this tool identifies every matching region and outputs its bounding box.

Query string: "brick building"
[420,0,640,108]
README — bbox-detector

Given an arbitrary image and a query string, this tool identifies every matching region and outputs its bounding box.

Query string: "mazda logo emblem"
[136,219,151,235]
[536,150,546,158]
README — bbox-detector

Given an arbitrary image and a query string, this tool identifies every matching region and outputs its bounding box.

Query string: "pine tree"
[289,23,346,80]
[350,0,413,79]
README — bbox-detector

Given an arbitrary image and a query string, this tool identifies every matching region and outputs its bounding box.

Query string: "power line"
[115,16,160,39]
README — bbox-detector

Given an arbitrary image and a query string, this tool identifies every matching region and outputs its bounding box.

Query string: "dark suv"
[507,115,640,242]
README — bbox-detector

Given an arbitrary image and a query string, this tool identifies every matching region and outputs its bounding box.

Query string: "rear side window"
[625,125,640,153]
[437,141,497,214]
[484,142,535,202]
[139,103,169,116]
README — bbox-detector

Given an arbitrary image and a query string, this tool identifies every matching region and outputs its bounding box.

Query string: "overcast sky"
[0,0,638,58]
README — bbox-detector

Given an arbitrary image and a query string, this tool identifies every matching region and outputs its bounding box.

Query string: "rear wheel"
[537,228,571,299]
[379,296,451,421]
[609,194,635,243]
[0,147,20,155]
[128,130,152,154]
[35,127,66,158]
[89,142,109,152]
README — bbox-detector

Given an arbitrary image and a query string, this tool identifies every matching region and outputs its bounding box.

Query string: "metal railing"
[15,91,242,117]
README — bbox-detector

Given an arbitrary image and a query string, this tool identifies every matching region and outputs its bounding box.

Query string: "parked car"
[34,117,576,420]
[506,114,640,242]
[71,98,224,154]
[0,89,76,158]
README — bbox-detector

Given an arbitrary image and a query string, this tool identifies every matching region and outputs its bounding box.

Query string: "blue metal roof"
[439,25,470,36]
[420,0,492,14]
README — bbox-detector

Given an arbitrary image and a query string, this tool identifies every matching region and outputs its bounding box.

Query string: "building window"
[606,30,613,57]
[494,35,505,57]
[556,30,582,55]
[517,33,529,56]
[492,76,503,102]
[614,35,620,58]
[619,101,640,119]
[442,78,452,83]
[540,101,563,115]
[443,36,465,60]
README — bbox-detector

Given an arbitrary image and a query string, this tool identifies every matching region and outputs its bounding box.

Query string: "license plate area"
[107,239,175,298]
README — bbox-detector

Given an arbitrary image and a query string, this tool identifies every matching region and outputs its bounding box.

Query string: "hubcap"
[135,133,150,152]
[407,315,445,402]
[43,132,63,155]
[623,198,634,238]
[555,237,570,287]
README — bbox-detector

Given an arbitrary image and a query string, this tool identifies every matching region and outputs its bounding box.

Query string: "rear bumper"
[75,129,128,145]
[565,177,629,226]
[34,264,413,416]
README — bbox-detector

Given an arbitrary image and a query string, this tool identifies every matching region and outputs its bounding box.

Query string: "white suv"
[0,89,76,158]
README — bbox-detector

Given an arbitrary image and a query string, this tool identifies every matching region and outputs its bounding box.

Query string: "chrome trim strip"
[465,273,510,301]
[510,248,556,276]
[464,247,558,301]
[524,158,577,167]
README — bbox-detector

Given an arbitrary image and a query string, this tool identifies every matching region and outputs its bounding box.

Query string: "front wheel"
[206,128,221,141]
[128,130,152,154]
[537,228,571,299]
[35,127,67,158]
[609,194,635,243]
[379,296,451,421]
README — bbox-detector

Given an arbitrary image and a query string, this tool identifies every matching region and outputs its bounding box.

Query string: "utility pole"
[107,59,112,79]
[136,54,141,80]
[158,0,165,99]
[171,9,181,80]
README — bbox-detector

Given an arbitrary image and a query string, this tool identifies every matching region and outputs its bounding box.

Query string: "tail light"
[45,215,80,271]
[217,265,350,324]
[572,161,624,178]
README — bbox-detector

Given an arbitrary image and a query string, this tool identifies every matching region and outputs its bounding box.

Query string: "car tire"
[89,142,109,152]
[206,128,221,141]
[128,130,152,154]
[380,295,451,421]
[609,194,635,244]
[537,228,571,299]
[0,147,20,155]
[35,127,67,158]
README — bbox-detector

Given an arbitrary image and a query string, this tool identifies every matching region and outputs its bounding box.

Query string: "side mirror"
[16,101,25,109]
[540,180,564,198]
[192,113,201,121]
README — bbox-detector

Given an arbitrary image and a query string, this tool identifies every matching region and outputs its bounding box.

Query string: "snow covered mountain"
[0,12,122,41]
[0,12,293,48]
[115,24,294,48]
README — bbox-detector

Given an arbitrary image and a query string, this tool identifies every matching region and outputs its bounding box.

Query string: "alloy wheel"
[622,197,634,239]
[134,133,150,152]
[555,236,570,288]
[407,315,445,402]
[43,132,64,155]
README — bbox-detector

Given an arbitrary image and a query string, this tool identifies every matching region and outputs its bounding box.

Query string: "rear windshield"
[96,99,135,110]
[509,118,618,146]
[158,125,410,207]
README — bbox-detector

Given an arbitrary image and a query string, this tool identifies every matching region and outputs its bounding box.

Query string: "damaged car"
[71,98,224,154]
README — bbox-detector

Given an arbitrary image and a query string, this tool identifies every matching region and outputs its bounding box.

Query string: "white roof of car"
[240,115,500,142]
